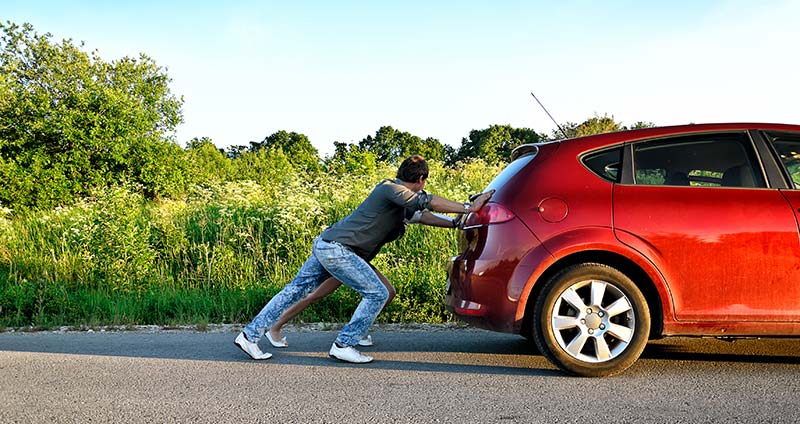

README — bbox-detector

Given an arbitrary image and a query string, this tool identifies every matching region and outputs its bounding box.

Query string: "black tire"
[532,263,650,377]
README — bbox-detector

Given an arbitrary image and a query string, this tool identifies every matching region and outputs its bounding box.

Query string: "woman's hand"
[468,189,495,213]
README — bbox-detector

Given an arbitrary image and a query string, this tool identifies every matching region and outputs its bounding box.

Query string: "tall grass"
[0,160,502,328]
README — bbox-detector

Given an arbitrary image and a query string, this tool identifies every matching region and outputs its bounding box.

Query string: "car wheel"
[532,263,650,377]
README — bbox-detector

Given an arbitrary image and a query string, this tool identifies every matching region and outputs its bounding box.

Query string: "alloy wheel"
[550,279,635,363]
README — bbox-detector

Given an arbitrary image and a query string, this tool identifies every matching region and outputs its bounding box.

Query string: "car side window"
[767,133,800,188]
[582,147,622,182]
[631,133,764,188]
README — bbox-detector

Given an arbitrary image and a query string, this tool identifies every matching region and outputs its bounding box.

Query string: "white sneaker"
[329,342,373,363]
[234,332,272,360]
[358,335,374,347]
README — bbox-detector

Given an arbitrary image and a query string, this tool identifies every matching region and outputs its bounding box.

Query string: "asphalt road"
[0,326,798,424]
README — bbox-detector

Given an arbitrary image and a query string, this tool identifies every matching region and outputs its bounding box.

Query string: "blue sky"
[5,1,798,155]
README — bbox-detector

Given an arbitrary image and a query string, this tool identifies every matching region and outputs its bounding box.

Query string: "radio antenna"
[530,92,569,139]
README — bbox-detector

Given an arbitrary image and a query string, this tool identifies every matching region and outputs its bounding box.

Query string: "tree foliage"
[0,21,184,210]
[628,120,657,130]
[234,147,296,187]
[452,124,543,165]
[358,126,446,163]
[326,141,378,175]
[185,137,231,183]
[551,114,657,140]
[247,130,320,173]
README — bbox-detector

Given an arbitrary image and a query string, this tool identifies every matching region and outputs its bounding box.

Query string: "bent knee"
[378,284,390,301]
[368,283,390,302]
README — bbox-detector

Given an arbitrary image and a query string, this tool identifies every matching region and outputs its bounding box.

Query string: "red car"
[446,123,800,377]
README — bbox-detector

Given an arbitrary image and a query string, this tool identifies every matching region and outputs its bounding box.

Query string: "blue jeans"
[243,238,389,347]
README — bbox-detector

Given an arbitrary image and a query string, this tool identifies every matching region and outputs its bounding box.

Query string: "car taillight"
[463,203,515,228]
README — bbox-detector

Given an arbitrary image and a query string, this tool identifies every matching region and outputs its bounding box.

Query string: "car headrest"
[722,165,755,187]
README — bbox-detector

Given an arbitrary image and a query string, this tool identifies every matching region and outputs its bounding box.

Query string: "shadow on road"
[0,329,562,376]
[641,341,800,365]
[1,330,797,375]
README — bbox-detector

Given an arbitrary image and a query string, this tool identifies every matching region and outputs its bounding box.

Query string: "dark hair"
[396,155,429,182]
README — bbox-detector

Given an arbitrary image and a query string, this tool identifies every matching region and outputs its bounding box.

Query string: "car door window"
[767,133,800,188]
[631,133,765,188]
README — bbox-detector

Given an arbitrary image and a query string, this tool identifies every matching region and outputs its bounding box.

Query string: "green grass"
[0,160,502,327]
[0,283,279,328]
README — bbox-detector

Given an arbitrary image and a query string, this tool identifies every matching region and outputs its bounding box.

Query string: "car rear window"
[485,152,537,191]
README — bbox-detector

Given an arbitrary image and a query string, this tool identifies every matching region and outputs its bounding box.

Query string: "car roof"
[563,122,800,150]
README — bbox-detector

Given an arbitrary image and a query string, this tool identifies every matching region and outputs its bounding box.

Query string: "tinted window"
[485,151,536,191]
[632,133,764,188]
[767,132,800,188]
[583,147,622,182]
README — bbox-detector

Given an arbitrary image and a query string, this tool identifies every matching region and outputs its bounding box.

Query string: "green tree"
[627,121,657,130]
[225,144,247,159]
[358,126,446,163]
[551,115,657,140]
[185,137,231,183]
[326,141,377,175]
[453,124,543,164]
[0,21,185,210]
[233,147,295,187]
[248,130,320,173]
[129,138,190,199]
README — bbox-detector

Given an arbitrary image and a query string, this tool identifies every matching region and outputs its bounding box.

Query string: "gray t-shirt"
[320,179,432,261]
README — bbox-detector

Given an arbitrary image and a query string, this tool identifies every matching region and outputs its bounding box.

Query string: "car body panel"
[614,184,800,322]
[511,226,676,330]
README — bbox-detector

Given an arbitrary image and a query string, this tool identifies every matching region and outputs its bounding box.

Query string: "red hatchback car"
[446,123,800,377]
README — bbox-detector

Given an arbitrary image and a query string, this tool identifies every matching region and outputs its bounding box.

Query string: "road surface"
[1,325,798,423]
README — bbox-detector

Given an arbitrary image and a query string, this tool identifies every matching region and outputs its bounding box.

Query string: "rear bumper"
[445,257,521,333]
[445,217,540,334]
[445,293,486,316]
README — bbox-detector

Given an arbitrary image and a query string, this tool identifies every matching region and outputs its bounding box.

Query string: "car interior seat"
[722,165,755,187]
[665,171,690,186]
